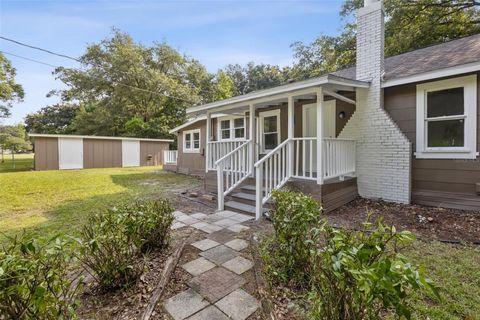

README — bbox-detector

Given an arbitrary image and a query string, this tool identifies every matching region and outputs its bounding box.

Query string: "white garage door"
[122,140,140,167]
[58,138,83,170]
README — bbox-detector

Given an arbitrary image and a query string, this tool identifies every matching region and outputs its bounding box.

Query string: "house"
[29,133,172,170]
[168,0,480,219]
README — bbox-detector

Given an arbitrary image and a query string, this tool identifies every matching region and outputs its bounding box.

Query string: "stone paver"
[177,215,201,225]
[230,213,254,222]
[172,221,187,230]
[215,289,260,320]
[208,229,237,243]
[164,288,209,320]
[227,224,250,233]
[222,256,253,275]
[195,223,223,234]
[182,257,216,276]
[173,211,186,218]
[191,239,220,251]
[186,305,229,320]
[224,239,248,251]
[203,215,223,223]
[190,213,208,220]
[214,218,239,228]
[216,210,237,218]
[200,245,238,265]
[188,267,246,303]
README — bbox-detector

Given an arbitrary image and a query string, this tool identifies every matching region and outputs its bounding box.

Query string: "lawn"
[0,153,34,173]
[405,241,480,320]
[0,162,199,241]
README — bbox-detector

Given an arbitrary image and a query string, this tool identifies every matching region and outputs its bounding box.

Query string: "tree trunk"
[1,148,4,163]
[12,149,15,169]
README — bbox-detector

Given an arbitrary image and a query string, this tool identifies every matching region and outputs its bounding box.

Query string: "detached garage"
[29,134,172,171]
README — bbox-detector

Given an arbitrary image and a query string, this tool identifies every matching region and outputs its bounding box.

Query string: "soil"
[325,197,480,243]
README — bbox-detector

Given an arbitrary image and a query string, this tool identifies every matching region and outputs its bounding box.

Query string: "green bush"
[122,199,174,251]
[265,190,321,285]
[307,218,440,320]
[0,235,81,319]
[75,198,174,290]
[261,191,439,320]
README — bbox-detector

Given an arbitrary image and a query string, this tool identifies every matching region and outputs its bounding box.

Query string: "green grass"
[0,153,34,173]
[404,241,480,320]
[0,164,198,242]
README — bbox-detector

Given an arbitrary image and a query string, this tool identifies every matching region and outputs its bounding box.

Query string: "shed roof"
[28,133,173,143]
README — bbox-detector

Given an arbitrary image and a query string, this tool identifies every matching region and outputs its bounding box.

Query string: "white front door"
[302,100,336,172]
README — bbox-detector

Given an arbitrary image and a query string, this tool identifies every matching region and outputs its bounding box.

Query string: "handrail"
[254,138,291,168]
[215,140,250,166]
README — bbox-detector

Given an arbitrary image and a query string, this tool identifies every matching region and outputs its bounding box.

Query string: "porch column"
[287,95,294,176]
[316,88,324,184]
[249,104,255,176]
[206,111,211,172]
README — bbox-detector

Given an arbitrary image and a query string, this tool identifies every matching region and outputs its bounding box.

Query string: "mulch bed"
[326,197,480,244]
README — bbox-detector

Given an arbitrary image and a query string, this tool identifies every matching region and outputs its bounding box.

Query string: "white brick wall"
[339,0,411,204]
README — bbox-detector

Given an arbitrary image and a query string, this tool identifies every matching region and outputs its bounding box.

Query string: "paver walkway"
[164,210,260,320]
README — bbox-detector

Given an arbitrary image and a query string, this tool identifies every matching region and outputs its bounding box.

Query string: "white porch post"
[287,95,294,176]
[206,111,211,172]
[249,104,255,176]
[316,88,324,185]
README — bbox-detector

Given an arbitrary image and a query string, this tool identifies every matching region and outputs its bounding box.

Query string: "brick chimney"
[356,0,385,84]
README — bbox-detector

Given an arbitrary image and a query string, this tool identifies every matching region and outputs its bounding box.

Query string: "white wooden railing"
[254,139,291,219]
[216,140,252,210]
[164,150,178,164]
[323,138,356,179]
[207,140,246,171]
[292,137,317,180]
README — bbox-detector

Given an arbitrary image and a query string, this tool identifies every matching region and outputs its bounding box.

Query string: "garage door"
[122,140,140,167]
[58,138,83,169]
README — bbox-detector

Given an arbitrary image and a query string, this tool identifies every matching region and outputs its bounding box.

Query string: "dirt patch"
[326,197,480,243]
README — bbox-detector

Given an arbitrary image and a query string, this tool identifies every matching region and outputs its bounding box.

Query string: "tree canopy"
[0,53,24,119]
[25,104,80,134]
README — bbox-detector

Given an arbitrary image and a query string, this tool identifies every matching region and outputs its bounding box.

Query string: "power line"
[0,50,198,104]
[0,36,81,62]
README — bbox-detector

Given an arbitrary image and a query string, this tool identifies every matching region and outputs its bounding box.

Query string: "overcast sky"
[0,0,345,125]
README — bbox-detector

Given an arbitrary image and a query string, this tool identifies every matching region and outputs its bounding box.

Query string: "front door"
[302,100,336,172]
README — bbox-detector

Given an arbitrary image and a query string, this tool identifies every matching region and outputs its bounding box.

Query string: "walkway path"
[163,210,260,320]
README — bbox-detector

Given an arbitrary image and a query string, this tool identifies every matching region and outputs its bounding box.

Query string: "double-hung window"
[416,75,477,159]
[183,129,200,153]
[218,116,245,140]
[259,110,281,153]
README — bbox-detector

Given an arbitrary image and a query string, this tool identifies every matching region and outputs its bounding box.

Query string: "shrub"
[75,198,174,290]
[308,217,440,320]
[122,199,174,251]
[265,190,321,285]
[0,235,81,319]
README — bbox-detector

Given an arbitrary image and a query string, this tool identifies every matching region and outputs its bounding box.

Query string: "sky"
[0,0,346,125]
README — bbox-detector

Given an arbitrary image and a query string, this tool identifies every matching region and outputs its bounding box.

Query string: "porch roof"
[187,74,370,115]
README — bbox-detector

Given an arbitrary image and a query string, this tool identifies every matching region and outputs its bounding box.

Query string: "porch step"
[230,192,255,202]
[225,200,268,216]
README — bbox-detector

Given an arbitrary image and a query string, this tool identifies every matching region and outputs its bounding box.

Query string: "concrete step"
[224,200,268,216]
[230,192,255,203]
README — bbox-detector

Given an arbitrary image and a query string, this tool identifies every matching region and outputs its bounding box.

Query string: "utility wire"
[0,50,199,104]
[0,36,81,62]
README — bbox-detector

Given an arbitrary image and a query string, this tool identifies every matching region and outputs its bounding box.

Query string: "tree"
[53,29,218,138]
[291,0,480,79]
[24,104,80,134]
[0,125,31,167]
[223,62,291,95]
[212,70,235,100]
[0,53,25,119]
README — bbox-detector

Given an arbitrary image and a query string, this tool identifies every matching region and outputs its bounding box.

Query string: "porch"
[187,74,369,219]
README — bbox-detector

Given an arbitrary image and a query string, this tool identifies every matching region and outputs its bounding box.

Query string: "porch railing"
[292,137,316,180]
[254,139,291,219]
[164,150,178,164]
[207,140,246,171]
[216,140,252,210]
[323,138,356,179]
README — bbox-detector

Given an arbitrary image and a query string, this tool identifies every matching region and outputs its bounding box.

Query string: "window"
[416,75,477,159]
[183,129,200,153]
[218,116,246,140]
[259,110,280,153]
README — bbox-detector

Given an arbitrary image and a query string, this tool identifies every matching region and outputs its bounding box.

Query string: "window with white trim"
[183,129,200,153]
[218,116,245,140]
[259,110,281,153]
[416,75,477,159]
